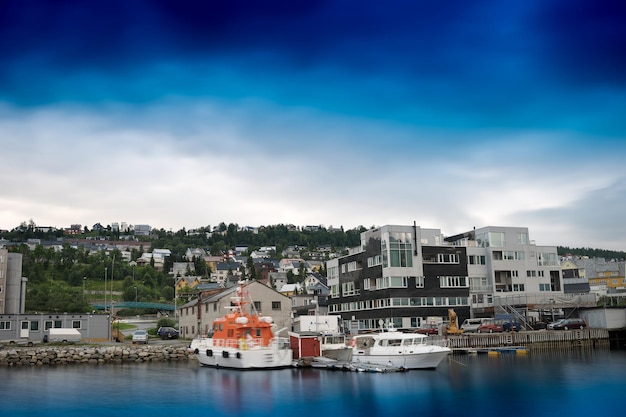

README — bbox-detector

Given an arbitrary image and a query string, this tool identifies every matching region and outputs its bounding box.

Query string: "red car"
[414,325,439,335]
[478,322,503,333]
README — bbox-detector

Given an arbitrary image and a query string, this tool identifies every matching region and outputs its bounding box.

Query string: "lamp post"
[134,286,138,303]
[83,277,86,302]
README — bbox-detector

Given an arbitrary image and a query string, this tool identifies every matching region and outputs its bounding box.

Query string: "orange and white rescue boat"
[189,281,293,369]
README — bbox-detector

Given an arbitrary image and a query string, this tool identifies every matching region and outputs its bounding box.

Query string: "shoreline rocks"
[0,344,196,367]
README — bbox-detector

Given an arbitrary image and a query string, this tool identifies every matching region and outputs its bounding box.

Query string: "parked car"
[550,318,587,330]
[414,324,439,335]
[461,318,491,333]
[157,327,179,340]
[477,322,503,333]
[132,330,149,344]
[502,322,522,332]
[547,319,566,330]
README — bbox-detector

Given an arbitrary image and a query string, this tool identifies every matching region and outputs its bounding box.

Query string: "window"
[0,321,10,330]
[489,232,505,247]
[468,255,486,265]
[30,321,39,331]
[44,321,53,330]
[54,320,62,328]
[539,283,551,291]
[375,276,407,289]
[527,270,536,277]
[437,253,459,263]
[271,301,281,310]
[382,232,414,267]
[330,284,340,298]
[342,282,358,296]
[367,255,382,268]
[512,284,525,292]
[492,251,503,260]
[347,261,360,272]
[363,278,372,290]
[390,276,407,287]
[504,251,525,260]
[439,276,468,288]
[517,232,529,244]
[72,320,81,329]
[415,276,424,288]
[254,301,262,312]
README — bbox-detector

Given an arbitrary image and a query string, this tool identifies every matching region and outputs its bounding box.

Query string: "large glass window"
[383,232,413,267]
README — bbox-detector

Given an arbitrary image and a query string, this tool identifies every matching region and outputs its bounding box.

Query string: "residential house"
[175,276,201,292]
[268,271,288,292]
[279,283,302,296]
[561,259,590,294]
[212,261,243,285]
[177,280,292,339]
[185,248,206,261]
[171,262,195,277]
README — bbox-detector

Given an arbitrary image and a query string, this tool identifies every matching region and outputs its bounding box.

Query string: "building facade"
[327,225,471,333]
[177,280,292,340]
[328,225,566,333]
[446,226,565,322]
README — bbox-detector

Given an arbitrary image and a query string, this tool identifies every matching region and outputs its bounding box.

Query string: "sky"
[1,0,625,251]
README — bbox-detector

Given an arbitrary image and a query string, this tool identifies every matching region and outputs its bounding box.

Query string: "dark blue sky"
[1,0,625,249]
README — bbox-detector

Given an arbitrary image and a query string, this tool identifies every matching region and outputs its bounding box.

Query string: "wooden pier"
[444,328,610,352]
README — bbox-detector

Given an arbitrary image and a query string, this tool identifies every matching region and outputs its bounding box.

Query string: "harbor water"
[1,349,624,417]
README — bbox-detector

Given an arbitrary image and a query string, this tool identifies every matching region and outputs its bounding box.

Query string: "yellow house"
[175,276,201,292]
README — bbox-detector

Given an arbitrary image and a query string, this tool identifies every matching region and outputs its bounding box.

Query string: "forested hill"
[557,246,626,261]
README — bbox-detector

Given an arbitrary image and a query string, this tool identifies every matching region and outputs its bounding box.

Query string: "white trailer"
[48,328,82,343]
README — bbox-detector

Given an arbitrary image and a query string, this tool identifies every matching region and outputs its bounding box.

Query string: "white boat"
[349,327,451,370]
[189,281,293,370]
[320,332,352,362]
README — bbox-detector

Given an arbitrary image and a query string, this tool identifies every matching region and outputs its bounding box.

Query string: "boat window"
[386,339,402,347]
[402,339,413,346]
[254,329,261,337]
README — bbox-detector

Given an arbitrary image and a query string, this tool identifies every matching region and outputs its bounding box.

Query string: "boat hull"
[322,347,353,362]
[351,349,450,370]
[191,339,293,370]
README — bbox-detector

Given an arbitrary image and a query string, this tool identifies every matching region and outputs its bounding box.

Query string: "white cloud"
[1,101,624,251]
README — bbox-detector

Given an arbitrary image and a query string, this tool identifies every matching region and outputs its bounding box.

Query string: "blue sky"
[1,0,625,250]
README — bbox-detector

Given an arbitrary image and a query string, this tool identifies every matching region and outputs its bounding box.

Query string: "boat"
[319,331,352,362]
[349,326,451,370]
[189,281,293,369]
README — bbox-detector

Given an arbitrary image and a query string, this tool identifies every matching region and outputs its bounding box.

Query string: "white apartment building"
[445,226,564,319]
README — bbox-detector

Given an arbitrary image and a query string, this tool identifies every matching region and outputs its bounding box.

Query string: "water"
[1,350,624,417]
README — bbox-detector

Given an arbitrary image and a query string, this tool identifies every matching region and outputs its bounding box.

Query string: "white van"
[461,318,491,333]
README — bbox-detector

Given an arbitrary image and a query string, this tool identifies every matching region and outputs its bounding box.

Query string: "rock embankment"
[0,345,195,367]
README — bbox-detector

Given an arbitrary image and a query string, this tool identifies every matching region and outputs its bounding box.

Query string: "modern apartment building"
[327,224,566,333]
[445,226,563,314]
[327,224,471,334]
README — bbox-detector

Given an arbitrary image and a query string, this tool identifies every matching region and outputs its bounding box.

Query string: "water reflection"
[0,350,624,417]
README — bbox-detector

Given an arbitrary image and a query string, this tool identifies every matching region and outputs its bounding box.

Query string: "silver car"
[132,330,149,344]
[547,319,566,330]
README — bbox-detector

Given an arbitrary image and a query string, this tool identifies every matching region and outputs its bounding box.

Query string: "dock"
[295,356,408,372]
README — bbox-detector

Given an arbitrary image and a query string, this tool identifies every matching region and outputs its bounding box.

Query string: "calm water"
[1,349,624,417]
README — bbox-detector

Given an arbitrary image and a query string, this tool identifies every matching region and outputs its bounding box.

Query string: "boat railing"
[270,337,291,350]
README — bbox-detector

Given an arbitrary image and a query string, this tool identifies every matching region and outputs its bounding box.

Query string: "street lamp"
[83,277,86,302]
[134,286,138,303]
